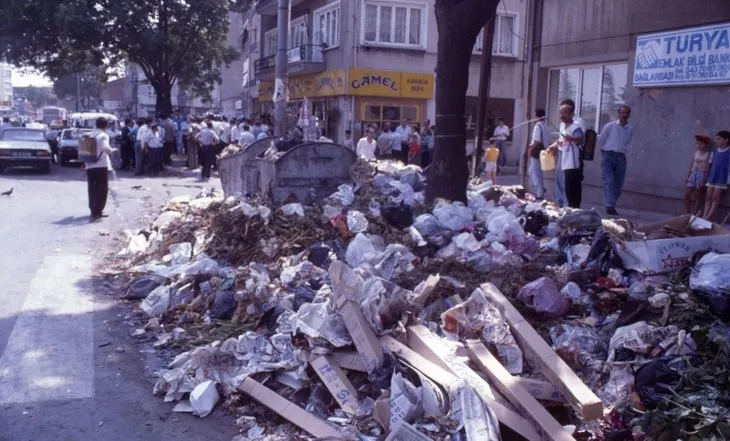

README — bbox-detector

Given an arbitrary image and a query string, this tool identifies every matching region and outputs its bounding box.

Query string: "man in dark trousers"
[120,119,135,170]
[159,113,177,166]
[86,118,118,222]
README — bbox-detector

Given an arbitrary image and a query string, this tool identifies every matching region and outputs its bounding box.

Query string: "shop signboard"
[349,69,434,98]
[634,22,730,87]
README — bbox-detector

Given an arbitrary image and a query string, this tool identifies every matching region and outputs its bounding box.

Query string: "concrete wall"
[220,11,246,117]
[538,0,730,216]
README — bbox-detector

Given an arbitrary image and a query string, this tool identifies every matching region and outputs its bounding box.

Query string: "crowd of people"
[352,118,435,167]
[117,112,274,179]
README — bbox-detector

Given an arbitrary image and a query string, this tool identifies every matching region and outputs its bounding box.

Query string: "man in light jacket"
[86,118,118,222]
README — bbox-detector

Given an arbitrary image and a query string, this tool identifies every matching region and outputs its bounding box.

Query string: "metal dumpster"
[248,142,356,203]
[218,138,274,197]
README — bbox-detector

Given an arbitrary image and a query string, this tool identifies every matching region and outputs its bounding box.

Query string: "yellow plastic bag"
[540,150,556,172]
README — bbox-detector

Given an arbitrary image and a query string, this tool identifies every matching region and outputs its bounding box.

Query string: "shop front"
[349,68,434,137]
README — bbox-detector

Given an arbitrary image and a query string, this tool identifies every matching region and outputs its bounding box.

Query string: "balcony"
[254,45,326,79]
[256,0,308,16]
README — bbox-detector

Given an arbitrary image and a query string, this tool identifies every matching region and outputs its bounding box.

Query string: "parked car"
[0,128,53,173]
[58,128,92,166]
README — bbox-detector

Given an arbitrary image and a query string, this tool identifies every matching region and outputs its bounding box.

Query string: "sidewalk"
[496,174,671,227]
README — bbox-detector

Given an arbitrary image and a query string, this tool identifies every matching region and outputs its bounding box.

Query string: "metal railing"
[255,45,325,73]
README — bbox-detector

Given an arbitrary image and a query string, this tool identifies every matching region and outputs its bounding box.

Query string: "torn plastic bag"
[280,203,305,217]
[442,288,523,374]
[345,233,385,267]
[561,282,582,303]
[608,321,680,362]
[550,324,607,369]
[559,208,602,231]
[123,274,167,300]
[433,201,473,231]
[633,359,681,409]
[585,228,624,275]
[329,184,355,207]
[413,214,441,237]
[292,300,352,347]
[689,253,730,319]
[452,233,483,253]
[141,285,171,317]
[390,181,417,206]
[517,277,570,317]
[601,366,635,407]
[347,210,369,233]
[209,290,236,320]
[169,242,193,265]
[382,202,414,228]
[399,170,424,192]
[520,210,549,236]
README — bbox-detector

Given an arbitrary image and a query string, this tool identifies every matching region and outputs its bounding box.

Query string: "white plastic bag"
[347,210,369,233]
[690,253,730,318]
[433,202,473,231]
[280,203,305,217]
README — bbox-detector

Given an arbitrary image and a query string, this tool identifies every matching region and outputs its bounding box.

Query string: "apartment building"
[532,0,730,213]
[249,0,530,152]
[0,63,14,106]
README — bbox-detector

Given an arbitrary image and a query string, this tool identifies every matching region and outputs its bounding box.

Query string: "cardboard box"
[479,283,604,420]
[338,300,384,371]
[390,331,541,441]
[467,340,577,441]
[310,355,360,415]
[617,215,730,273]
[331,351,368,372]
[238,377,342,439]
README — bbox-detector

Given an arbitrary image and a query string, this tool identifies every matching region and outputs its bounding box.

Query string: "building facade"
[219,11,246,117]
[250,0,530,151]
[532,0,730,214]
[0,63,14,106]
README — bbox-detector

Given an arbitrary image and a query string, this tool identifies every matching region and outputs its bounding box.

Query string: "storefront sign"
[314,70,346,97]
[349,69,434,98]
[258,70,346,102]
[634,22,730,87]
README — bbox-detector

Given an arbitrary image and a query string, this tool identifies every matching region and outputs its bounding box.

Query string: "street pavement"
[0,164,236,441]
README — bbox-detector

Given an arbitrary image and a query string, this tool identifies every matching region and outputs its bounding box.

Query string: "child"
[684,135,712,215]
[703,130,730,220]
[408,133,421,166]
[482,137,500,184]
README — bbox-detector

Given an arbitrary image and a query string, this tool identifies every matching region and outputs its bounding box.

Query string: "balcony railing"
[255,45,325,73]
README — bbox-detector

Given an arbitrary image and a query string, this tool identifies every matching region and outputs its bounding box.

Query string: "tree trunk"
[153,83,173,116]
[427,0,500,204]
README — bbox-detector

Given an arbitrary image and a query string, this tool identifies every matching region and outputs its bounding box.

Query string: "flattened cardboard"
[331,351,368,372]
[618,215,730,273]
[480,283,604,420]
[238,377,342,439]
[387,332,540,441]
[384,421,432,441]
[467,340,577,441]
[310,355,360,415]
[338,301,384,371]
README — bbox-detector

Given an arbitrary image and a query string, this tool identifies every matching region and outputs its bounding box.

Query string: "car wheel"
[41,162,52,174]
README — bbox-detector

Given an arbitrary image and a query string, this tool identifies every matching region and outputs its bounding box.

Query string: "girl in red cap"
[684,134,712,215]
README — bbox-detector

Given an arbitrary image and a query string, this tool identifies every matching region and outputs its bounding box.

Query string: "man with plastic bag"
[85,118,118,222]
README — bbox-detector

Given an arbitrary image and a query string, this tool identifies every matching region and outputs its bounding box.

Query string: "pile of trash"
[110,159,730,441]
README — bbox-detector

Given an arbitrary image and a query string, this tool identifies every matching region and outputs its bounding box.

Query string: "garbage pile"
[111,159,730,441]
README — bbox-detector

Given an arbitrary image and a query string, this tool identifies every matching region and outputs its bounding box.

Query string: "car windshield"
[62,130,88,140]
[1,130,46,142]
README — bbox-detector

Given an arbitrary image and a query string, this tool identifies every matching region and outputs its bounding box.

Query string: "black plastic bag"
[123,275,167,299]
[585,228,624,275]
[521,210,549,236]
[634,359,681,409]
[308,243,334,269]
[209,290,236,320]
[382,202,414,228]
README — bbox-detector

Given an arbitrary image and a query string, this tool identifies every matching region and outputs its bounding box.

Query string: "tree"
[23,86,50,109]
[53,66,107,111]
[427,0,501,204]
[0,0,248,115]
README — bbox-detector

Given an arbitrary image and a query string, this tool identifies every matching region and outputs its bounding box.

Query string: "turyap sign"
[633,22,730,87]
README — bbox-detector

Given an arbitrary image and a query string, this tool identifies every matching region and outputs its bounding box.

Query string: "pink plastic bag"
[517,277,570,317]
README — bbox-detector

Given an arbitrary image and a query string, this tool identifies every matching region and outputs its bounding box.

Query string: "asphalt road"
[0,163,236,441]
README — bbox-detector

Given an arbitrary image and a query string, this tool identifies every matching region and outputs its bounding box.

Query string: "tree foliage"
[53,66,107,111]
[428,0,500,203]
[0,0,249,114]
[21,87,51,109]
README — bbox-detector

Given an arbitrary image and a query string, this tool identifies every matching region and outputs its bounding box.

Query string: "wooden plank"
[310,355,360,415]
[466,340,577,441]
[479,283,604,420]
[381,335,541,441]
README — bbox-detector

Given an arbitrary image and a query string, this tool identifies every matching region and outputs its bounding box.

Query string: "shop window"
[382,106,400,121]
[314,2,340,48]
[361,102,420,135]
[364,104,382,121]
[548,63,628,132]
[362,1,427,49]
[401,106,418,122]
[473,10,519,57]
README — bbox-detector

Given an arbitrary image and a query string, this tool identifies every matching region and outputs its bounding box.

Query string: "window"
[360,102,420,134]
[547,64,628,131]
[314,2,340,48]
[265,29,277,56]
[290,16,308,48]
[473,13,518,57]
[147,85,156,97]
[362,1,426,49]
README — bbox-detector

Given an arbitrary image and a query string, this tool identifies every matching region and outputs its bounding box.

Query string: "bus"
[40,106,68,125]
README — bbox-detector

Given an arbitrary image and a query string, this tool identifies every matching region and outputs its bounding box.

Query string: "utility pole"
[472,17,496,177]
[76,73,81,112]
[273,0,290,137]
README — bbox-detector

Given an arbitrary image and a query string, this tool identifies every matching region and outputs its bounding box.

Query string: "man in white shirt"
[135,118,151,176]
[342,129,355,151]
[525,109,547,200]
[598,106,633,215]
[256,128,270,141]
[196,121,220,179]
[220,116,232,146]
[86,118,118,222]
[356,129,377,160]
[494,118,510,170]
[239,124,256,146]
[230,118,240,146]
[549,102,584,208]
[394,119,412,164]
[145,123,166,174]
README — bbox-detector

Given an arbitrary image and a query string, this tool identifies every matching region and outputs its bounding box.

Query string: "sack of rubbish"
[585,228,624,275]
[124,274,167,299]
[689,253,730,319]
[517,277,570,317]
[381,202,414,228]
[633,359,681,409]
[433,201,473,231]
[559,208,602,231]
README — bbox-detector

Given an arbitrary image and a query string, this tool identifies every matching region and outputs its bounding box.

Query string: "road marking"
[0,255,95,404]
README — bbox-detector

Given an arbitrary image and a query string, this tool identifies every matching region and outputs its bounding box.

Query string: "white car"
[58,128,92,166]
[0,128,53,173]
